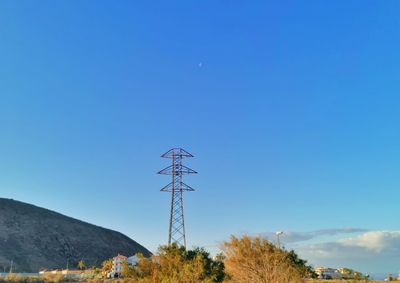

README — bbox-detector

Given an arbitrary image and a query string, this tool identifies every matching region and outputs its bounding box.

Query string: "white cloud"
[260,228,368,243]
[255,229,400,274]
[294,231,400,275]
[339,231,400,253]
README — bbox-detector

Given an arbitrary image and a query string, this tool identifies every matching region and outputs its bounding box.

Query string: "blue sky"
[1,1,400,275]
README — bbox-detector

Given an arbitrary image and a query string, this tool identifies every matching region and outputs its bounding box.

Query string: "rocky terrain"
[0,198,151,272]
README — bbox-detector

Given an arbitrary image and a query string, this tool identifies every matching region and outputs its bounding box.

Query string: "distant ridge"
[0,198,151,272]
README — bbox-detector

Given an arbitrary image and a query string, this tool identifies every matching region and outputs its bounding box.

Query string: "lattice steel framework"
[158,148,197,247]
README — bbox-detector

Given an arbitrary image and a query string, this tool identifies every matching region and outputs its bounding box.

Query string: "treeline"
[101,235,316,283]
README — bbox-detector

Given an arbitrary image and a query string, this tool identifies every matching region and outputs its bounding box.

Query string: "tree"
[78,260,86,270]
[121,260,140,278]
[120,244,225,282]
[339,268,364,280]
[186,248,225,282]
[222,235,307,283]
[101,259,113,276]
[286,250,316,278]
[150,243,209,282]
[387,273,394,281]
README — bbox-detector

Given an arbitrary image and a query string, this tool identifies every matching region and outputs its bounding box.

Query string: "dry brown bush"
[137,248,213,283]
[222,235,304,283]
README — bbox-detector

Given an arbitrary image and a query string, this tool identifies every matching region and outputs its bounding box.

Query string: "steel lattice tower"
[158,148,197,247]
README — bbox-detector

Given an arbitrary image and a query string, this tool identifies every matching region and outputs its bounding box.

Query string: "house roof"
[114,254,127,259]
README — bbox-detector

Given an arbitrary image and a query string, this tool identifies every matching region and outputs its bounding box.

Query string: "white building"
[128,255,139,266]
[107,254,139,278]
[315,267,343,279]
[108,254,127,278]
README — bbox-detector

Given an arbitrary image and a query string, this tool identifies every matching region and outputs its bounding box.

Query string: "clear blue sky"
[1,1,400,275]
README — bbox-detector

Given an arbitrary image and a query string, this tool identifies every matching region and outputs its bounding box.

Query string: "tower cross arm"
[160,182,195,192]
[161,148,194,158]
[157,165,198,175]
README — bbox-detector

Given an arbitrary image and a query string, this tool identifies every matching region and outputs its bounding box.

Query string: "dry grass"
[308,280,385,283]
[0,276,387,283]
[0,273,77,283]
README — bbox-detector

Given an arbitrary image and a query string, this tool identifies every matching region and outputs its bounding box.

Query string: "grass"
[0,275,390,283]
[0,273,75,283]
[309,281,386,283]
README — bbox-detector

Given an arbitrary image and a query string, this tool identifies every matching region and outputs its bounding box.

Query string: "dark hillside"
[0,198,150,272]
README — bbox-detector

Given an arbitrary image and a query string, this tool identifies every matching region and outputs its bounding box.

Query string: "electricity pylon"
[158,148,197,247]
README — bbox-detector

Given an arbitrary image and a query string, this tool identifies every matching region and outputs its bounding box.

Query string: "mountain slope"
[0,198,151,272]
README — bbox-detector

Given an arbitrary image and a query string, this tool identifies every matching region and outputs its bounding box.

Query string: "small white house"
[107,254,139,278]
[315,267,343,279]
[128,255,139,266]
[108,254,127,278]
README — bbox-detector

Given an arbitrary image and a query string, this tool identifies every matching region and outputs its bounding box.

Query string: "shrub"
[119,244,224,283]
[222,235,309,283]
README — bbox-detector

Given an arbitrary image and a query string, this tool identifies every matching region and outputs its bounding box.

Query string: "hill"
[0,198,151,272]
